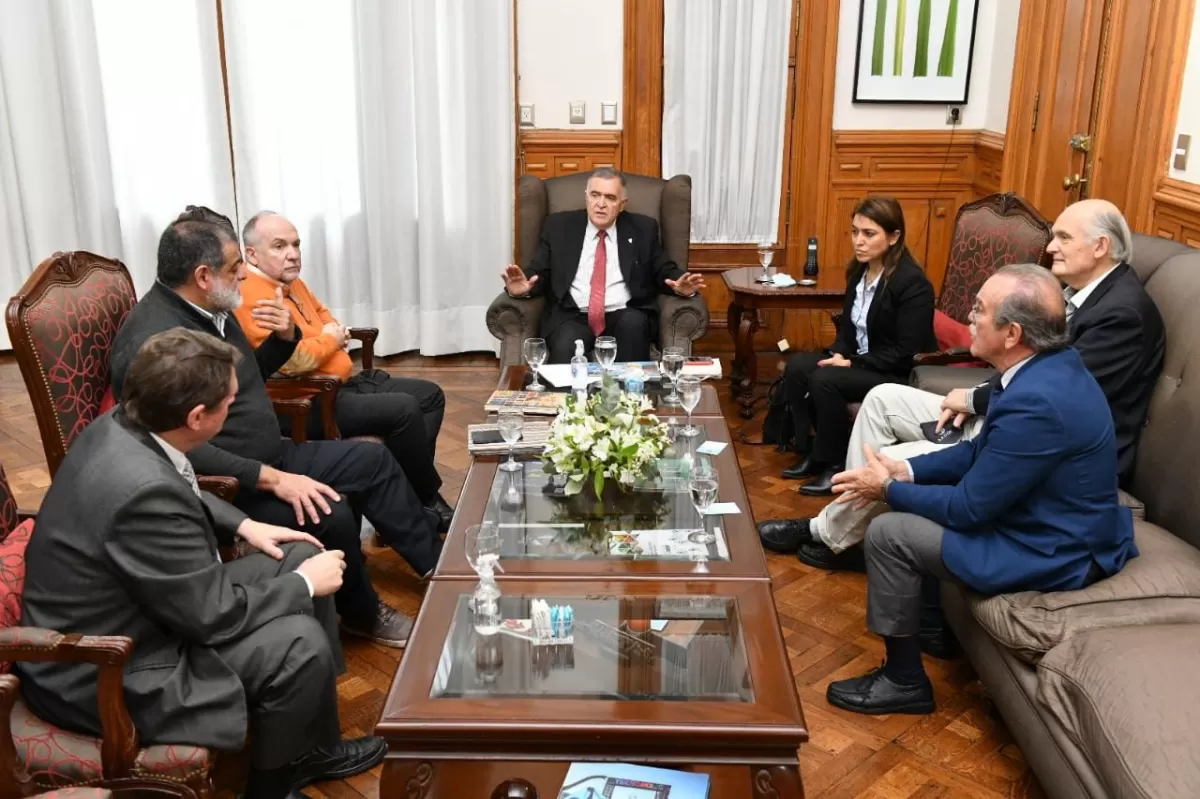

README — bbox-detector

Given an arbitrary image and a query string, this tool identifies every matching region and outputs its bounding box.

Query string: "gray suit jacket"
[17,410,312,750]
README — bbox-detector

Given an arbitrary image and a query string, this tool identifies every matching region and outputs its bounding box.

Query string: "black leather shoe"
[424,493,454,533]
[290,735,388,790]
[796,540,866,572]
[757,518,816,553]
[782,455,824,480]
[798,466,842,496]
[826,666,935,715]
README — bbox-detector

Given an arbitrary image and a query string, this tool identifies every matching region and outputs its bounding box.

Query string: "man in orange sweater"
[235,212,453,531]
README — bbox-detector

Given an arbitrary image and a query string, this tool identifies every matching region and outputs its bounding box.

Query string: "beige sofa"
[911,234,1200,798]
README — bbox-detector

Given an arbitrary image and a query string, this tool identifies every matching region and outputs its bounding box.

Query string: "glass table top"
[430,593,752,702]
[480,431,730,562]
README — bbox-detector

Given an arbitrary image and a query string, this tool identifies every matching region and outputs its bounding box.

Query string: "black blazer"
[521,209,684,338]
[976,263,1165,484]
[831,252,937,378]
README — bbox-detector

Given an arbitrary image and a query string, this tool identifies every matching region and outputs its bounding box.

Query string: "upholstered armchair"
[487,172,709,372]
[0,463,211,798]
[909,193,1052,383]
[5,252,316,498]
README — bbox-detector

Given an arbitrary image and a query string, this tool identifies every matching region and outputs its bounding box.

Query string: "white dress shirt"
[1065,264,1119,321]
[850,270,882,354]
[149,433,314,596]
[570,220,631,313]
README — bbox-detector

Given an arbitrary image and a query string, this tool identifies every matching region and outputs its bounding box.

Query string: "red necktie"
[588,229,607,336]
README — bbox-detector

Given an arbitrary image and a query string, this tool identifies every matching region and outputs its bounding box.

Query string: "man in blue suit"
[825,263,1138,715]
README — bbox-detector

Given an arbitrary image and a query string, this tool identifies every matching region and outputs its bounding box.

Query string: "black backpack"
[741,376,794,451]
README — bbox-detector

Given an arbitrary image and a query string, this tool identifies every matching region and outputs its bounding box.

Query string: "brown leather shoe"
[341,602,414,648]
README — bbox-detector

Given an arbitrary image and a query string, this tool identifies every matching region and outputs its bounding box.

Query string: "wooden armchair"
[0,464,209,798]
[265,327,384,443]
[5,252,314,497]
[913,192,1052,368]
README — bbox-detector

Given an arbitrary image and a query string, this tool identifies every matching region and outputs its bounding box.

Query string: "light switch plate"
[1175,134,1191,171]
[777,338,790,352]
[600,101,618,125]
[569,101,586,124]
[519,104,535,126]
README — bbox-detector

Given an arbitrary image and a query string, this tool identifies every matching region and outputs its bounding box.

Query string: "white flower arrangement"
[542,387,671,497]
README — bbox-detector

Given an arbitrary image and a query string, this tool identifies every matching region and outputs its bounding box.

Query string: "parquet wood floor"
[0,352,1047,799]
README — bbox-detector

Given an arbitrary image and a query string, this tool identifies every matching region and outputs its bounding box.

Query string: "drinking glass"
[689,473,719,544]
[497,410,524,472]
[677,375,702,437]
[523,337,548,391]
[756,243,775,283]
[464,521,501,577]
[594,336,618,371]
[659,346,685,406]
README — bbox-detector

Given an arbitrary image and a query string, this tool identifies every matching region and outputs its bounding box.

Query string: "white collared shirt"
[1065,264,1119,318]
[851,269,882,354]
[172,285,228,338]
[999,354,1035,389]
[150,433,201,497]
[570,220,630,313]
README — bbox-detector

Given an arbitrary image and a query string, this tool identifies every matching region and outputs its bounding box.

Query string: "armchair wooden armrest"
[271,398,313,444]
[913,348,979,367]
[348,327,378,371]
[197,476,238,504]
[267,376,342,440]
[0,630,137,780]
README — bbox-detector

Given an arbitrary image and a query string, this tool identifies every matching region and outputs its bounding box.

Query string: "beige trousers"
[811,382,984,552]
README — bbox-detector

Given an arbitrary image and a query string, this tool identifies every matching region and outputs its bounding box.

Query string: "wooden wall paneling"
[518,131,622,179]
[622,0,663,176]
[974,131,1005,197]
[1123,0,1197,233]
[1151,179,1200,247]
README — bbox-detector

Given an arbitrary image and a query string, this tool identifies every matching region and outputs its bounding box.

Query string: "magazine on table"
[558,762,710,798]
[607,528,729,560]
[467,420,552,454]
[483,390,567,415]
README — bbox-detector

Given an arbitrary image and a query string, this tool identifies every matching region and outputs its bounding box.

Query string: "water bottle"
[570,339,588,401]
[624,364,645,397]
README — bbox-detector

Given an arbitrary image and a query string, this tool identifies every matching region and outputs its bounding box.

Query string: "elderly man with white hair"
[759,199,1165,650]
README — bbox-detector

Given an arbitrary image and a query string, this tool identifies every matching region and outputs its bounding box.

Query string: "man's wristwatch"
[881,476,895,498]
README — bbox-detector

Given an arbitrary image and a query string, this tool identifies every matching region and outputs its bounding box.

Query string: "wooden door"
[1002,0,1108,220]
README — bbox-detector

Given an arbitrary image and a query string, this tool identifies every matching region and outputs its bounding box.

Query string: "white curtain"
[661,0,792,244]
[222,0,514,356]
[0,0,234,348]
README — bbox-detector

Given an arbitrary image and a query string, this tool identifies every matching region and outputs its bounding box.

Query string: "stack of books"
[467,420,552,455]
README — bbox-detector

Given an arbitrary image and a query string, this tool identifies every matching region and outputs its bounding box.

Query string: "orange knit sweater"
[235,269,354,380]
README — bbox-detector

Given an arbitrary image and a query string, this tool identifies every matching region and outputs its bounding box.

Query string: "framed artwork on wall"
[852,0,980,104]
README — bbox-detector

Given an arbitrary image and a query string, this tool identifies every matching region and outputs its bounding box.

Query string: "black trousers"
[235,440,442,620]
[546,308,657,364]
[219,542,342,770]
[318,370,446,504]
[783,351,896,464]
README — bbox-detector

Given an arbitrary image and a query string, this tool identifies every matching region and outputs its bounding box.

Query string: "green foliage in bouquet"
[541,372,671,497]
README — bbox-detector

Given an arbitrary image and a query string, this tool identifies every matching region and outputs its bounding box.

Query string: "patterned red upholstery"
[0,519,34,674]
[19,264,136,453]
[35,789,112,799]
[938,194,1053,324]
[11,696,210,788]
[0,464,18,539]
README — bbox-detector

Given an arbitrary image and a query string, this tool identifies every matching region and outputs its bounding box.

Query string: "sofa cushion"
[1037,624,1200,799]
[1119,489,1145,520]
[910,364,995,396]
[968,521,1200,662]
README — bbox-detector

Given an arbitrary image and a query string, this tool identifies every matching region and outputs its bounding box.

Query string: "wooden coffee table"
[501,365,723,417]
[375,578,808,798]
[437,416,767,581]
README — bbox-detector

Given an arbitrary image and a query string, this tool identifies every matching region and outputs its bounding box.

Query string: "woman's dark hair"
[123,329,242,433]
[845,195,914,284]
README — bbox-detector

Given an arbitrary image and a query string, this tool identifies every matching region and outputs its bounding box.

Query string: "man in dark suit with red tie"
[501,168,705,363]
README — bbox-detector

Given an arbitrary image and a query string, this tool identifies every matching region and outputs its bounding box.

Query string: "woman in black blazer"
[781,196,936,494]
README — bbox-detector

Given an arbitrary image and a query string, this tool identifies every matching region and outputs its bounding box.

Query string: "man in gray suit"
[18,329,386,799]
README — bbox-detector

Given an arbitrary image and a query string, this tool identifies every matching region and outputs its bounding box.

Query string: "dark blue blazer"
[887,347,1138,595]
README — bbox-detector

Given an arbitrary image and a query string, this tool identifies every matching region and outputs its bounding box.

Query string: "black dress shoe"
[798,466,842,496]
[291,736,388,790]
[826,666,935,715]
[782,455,824,480]
[757,518,816,553]
[424,493,454,533]
[796,540,866,572]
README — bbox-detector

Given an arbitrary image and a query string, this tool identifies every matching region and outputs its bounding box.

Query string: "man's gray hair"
[241,210,278,248]
[992,263,1071,353]
[1084,205,1133,263]
[588,167,626,187]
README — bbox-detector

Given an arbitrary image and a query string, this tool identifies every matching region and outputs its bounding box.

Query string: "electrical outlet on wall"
[1175,134,1191,171]
[519,104,535,126]
[946,106,962,125]
[569,101,586,124]
[600,102,618,125]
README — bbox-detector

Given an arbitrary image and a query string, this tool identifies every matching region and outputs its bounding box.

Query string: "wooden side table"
[722,268,843,418]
